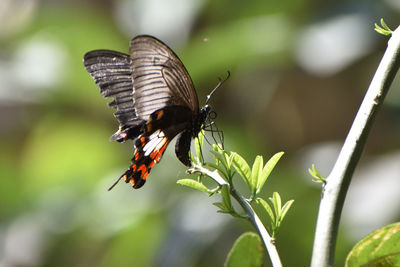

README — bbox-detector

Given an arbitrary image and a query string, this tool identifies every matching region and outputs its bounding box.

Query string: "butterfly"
[83,35,219,189]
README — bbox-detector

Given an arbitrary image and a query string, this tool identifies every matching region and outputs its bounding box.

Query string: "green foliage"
[209,144,236,182]
[346,223,400,267]
[257,152,284,195]
[256,193,294,238]
[231,151,284,199]
[225,232,264,267]
[231,152,252,187]
[177,179,212,194]
[178,133,293,240]
[213,185,243,218]
[375,18,393,36]
[308,164,326,185]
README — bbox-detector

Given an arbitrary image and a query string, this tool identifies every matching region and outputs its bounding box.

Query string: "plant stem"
[311,26,400,267]
[230,188,282,267]
[189,165,282,267]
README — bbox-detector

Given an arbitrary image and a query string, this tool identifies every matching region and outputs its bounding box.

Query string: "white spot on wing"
[143,130,166,156]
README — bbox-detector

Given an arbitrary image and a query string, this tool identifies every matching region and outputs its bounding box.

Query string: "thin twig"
[311,26,400,267]
[188,165,282,267]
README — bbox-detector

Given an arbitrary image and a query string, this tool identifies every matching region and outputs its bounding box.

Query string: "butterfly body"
[84,35,209,189]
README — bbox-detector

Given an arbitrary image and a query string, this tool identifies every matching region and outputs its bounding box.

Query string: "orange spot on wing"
[138,164,147,174]
[155,110,164,120]
[137,164,149,180]
[155,142,168,162]
[149,150,157,159]
[149,161,156,169]
[134,152,139,161]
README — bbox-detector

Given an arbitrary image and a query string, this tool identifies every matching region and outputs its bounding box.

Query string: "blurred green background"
[1,0,400,266]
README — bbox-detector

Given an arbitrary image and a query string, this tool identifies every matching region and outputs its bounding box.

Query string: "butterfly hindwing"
[122,129,170,189]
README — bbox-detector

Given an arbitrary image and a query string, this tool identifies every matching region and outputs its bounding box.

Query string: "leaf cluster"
[178,132,294,239]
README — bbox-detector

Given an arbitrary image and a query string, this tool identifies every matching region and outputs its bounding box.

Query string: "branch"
[311,26,400,266]
[188,165,283,267]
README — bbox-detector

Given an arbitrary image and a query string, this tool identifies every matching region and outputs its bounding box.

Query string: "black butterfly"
[84,35,216,189]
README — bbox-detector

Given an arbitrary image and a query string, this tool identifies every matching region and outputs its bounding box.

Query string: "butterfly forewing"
[130,36,199,119]
[83,50,142,128]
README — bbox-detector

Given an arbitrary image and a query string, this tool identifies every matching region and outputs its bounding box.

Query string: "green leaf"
[346,222,400,267]
[232,153,251,189]
[211,146,230,167]
[257,152,284,194]
[177,179,210,194]
[189,150,195,164]
[222,150,233,169]
[195,131,204,163]
[257,197,275,223]
[280,200,294,222]
[270,192,282,219]
[374,18,392,36]
[217,210,233,214]
[221,185,233,212]
[212,143,223,153]
[308,164,326,184]
[213,202,226,211]
[210,149,225,165]
[225,232,264,267]
[206,162,229,178]
[380,18,389,29]
[250,155,263,196]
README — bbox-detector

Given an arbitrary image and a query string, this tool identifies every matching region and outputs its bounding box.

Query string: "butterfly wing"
[83,50,144,141]
[130,35,200,119]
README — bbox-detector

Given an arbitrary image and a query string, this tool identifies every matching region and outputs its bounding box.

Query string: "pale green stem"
[311,26,400,267]
[188,165,282,267]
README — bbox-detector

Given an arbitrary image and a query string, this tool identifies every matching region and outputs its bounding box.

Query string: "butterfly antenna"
[206,71,230,104]
[107,173,125,191]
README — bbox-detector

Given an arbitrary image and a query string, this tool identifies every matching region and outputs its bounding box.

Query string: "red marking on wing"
[155,143,167,162]
[155,109,164,120]
[149,161,156,169]
[137,164,148,179]
[112,132,172,189]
